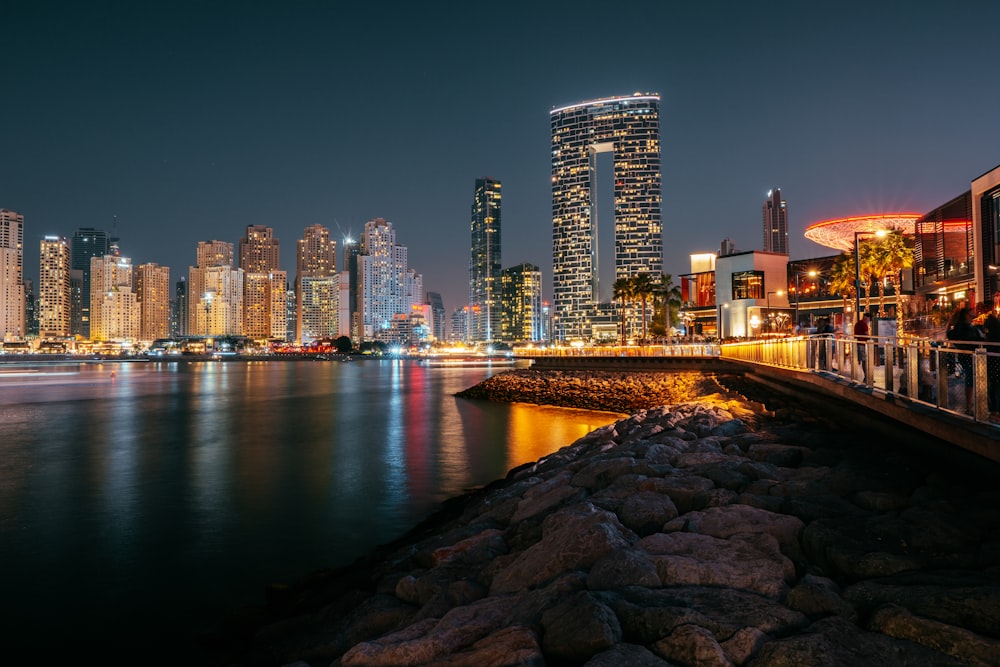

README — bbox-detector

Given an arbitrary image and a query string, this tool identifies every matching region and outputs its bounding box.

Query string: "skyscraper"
[296,225,337,343]
[0,210,25,340]
[70,227,111,338]
[239,225,285,341]
[188,241,243,336]
[762,189,788,254]
[501,262,543,343]
[135,263,171,341]
[174,277,187,337]
[551,93,662,338]
[90,254,139,341]
[39,236,71,338]
[425,291,445,342]
[359,218,414,342]
[469,178,502,342]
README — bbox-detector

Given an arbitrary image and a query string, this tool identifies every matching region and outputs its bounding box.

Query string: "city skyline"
[4,2,1000,314]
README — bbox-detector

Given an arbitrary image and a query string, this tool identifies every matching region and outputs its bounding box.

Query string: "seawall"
[210,369,1000,666]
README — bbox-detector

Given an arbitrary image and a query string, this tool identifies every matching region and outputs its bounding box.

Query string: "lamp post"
[793,270,818,333]
[854,230,886,321]
[766,290,783,336]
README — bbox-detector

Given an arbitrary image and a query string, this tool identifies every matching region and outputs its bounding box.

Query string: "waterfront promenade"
[214,367,1000,666]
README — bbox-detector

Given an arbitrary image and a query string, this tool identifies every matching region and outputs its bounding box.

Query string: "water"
[0,359,621,661]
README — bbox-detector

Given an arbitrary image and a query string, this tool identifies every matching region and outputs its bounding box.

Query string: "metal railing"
[515,344,722,359]
[721,335,1000,424]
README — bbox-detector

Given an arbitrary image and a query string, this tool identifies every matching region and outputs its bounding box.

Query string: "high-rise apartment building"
[425,292,445,342]
[239,226,285,341]
[762,189,788,254]
[24,279,38,337]
[551,93,662,338]
[90,254,139,341]
[174,277,187,337]
[39,236,71,338]
[359,218,406,340]
[343,238,361,341]
[135,263,171,341]
[70,227,111,338]
[188,240,243,336]
[469,178,502,342]
[501,262,543,343]
[0,210,25,340]
[296,225,337,343]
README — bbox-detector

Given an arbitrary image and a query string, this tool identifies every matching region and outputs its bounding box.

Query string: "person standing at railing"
[816,317,835,370]
[946,307,984,415]
[853,314,872,382]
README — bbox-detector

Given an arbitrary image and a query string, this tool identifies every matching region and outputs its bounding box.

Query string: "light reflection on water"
[0,360,622,660]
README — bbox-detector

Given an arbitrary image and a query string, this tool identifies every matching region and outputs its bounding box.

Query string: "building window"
[732,271,764,300]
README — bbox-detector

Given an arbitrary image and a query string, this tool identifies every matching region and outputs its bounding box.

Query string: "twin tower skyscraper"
[469,93,662,343]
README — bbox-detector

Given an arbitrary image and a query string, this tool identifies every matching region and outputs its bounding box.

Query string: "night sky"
[4,1,1000,315]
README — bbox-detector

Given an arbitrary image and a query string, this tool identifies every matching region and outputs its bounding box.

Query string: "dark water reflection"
[0,360,620,659]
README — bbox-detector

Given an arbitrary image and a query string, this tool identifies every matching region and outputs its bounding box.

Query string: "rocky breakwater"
[223,371,1000,666]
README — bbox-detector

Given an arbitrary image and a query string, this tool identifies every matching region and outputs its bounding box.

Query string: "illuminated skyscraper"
[188,241,243,336]
[296,225,337,343]
[551,93,662,338]
[762,189,788,254]
[70,227,111,337]
[501,263,543,343]
[0,210,25,340]
[39,236,71,338]
[135,263,171,341]
[239,225,285,341]
[90,254,139,341]
[469,178,502,342]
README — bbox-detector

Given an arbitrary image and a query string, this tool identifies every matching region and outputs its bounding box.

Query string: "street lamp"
[766,290,783,336]
[854,229,886,320]
[793,270,818,333]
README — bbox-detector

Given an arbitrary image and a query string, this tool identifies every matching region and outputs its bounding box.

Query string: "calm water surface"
[0,359,620,660]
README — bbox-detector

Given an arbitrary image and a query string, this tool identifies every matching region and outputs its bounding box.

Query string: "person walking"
[946,307,984,415]
[853,313,871,382]
[816,317,835,370]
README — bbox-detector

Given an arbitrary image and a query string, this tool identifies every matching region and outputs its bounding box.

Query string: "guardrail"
[721,335,1000,424]
[515,344,722,359]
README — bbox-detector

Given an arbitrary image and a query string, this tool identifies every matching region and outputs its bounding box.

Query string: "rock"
[785,574,857,621]
[609,586,809,643]
[587,549,661,589]
[640,532,792,598]
[652,623,732,666]
[618,490,679,536]
[432,625,544,667]
[719,627,770,665]
[490,503,634,594]
[341,596,518,666]
[868,604,1000,666]
[662,504,804,561]
[747,616,965,667]
[540,591,622,662]
[583,643,673,666]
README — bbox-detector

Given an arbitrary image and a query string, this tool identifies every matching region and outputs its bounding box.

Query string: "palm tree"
[612,277,634,343]
[870,230,914,331]
[828,252,857,321]
[857,239,879,316]
[630,273,656,343]
[652,273,682,340]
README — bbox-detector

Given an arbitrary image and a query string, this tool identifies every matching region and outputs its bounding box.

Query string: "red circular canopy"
[804,214,921,252]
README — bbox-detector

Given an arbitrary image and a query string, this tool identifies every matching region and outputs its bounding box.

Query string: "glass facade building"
[469,178,502,343]
[762,189,788,254]
[501,262,542,343]
[551,93,662,338]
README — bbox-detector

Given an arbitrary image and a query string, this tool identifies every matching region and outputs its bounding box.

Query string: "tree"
[651,273,682,339]
[631,273,656,343]
[870,230,914,331]
[828,252,857,321]
[333,336,353,354]
[612,277,634,342]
